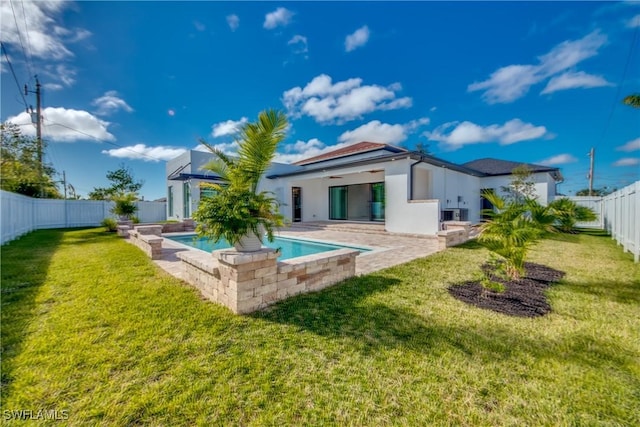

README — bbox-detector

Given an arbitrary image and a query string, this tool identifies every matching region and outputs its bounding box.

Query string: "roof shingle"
[294,141,406,166]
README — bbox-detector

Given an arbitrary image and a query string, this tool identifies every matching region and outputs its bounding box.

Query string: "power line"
[8,0,32,79]
[42,118,168,162]
[595,22,639,151]
[19,0,35,80]
[0,41,29,109]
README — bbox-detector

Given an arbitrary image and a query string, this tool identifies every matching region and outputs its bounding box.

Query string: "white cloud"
[275,138,340,163]
[211,117,248,138]
[288,35,308,55]
[616,137,640,152]
[227,14,239,31]
[264,7,293,30]
[539,154,578,166]
[194,141,239,156]
[627,14,640,28]
[338,118,430,145]
[194,21,206,32]
[345,25,370,52]
[426,118,550,150]
[91,91,134,116]
[102,144,186,162]
[468,30,608,103]
[6,107,115,142]
[0,2,90,90]
[468,65,539,104]
[42,64,77,88]
[0,1,73,60]
[43,83,64,91]
[282,74,412,124]
[541,71,613,94]
[613,157,640,166]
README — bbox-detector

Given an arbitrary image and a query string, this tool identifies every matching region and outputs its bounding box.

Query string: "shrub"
[549,198,597,233]
[101,218,118,232]
[111,192,138,220]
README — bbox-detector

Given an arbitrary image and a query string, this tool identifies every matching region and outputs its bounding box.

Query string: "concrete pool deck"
[152,224,442,280]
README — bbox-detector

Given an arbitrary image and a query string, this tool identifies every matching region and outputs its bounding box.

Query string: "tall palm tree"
[193,109,288,249]
[199,109,288,193]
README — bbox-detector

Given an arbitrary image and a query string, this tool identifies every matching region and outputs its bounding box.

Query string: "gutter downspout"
[409,155,424,200]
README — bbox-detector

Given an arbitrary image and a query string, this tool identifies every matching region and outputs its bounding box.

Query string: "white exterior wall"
[478,172,556,205]
[413,163,482,223]
[385,160,440,235]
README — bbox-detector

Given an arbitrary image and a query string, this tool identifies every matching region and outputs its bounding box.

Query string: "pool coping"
[161,231,387,260]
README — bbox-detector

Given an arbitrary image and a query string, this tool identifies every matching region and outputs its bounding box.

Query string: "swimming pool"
[166,234,370,261]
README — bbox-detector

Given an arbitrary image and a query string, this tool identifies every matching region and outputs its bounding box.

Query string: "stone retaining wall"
[437,221,472,250]
[159,219,195,233]
[178,247,358,314]
[128,226,163,259]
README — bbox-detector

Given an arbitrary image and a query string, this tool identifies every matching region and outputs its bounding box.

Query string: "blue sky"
[2,1,639,200]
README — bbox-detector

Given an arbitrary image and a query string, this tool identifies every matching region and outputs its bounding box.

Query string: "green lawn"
[1,228,639,425]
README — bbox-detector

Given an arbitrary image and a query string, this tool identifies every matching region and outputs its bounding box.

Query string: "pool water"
[167,234,370,260]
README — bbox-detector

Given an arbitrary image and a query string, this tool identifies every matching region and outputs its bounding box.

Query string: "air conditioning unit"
[441,208,468,221]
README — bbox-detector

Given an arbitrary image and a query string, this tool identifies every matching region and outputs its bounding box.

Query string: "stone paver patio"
[153,222,441,280]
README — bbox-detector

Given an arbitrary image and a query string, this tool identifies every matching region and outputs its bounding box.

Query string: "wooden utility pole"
[26,76,43,197]
[588,147,595,196]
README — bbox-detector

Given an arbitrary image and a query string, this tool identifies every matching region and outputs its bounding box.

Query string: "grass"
[1,228,639,425]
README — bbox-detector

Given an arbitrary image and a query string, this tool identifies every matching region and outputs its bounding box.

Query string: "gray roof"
[267,151,487,179]
[462,158,563,181]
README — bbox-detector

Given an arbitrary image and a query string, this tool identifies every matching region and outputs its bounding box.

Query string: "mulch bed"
[448,262,566,317]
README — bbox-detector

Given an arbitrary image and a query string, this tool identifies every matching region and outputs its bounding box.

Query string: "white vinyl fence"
[1,190,166,245]
[601,182,639,262]
[569,181,639,262]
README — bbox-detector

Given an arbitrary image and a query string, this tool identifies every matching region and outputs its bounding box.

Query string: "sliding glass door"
[329,183,385,221]
[370,182,385,221]
[329,186,347,220]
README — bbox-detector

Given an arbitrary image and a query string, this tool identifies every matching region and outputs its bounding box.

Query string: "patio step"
[287,221,437,240]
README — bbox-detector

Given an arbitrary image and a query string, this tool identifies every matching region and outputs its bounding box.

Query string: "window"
[183,182,191,218]
[168,186,174,217]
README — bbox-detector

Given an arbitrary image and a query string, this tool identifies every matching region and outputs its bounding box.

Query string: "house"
[165,142,563,235]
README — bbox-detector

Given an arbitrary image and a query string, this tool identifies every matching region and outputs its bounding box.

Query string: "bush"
[101,218,118,232]
[111,192,138,220]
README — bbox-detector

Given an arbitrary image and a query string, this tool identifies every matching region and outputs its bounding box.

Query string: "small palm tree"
[111,192,138,220]
[548,198,597,233]
[478,191,553,280]
[193,109,288,249]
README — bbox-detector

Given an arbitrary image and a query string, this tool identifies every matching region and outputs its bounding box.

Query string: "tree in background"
[500,165,536,205]
[0,122,61,198]
[575,188,615,196]
[88,164,144,200]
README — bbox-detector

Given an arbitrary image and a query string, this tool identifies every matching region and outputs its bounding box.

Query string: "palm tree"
[478,191,553,280]
[549,198,597,233]
[193,109,288,250]
[198,109,288,193]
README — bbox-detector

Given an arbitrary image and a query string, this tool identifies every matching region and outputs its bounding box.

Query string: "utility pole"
[588,147,595,197]
[62,171,67,199]
[25,76,43,197]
